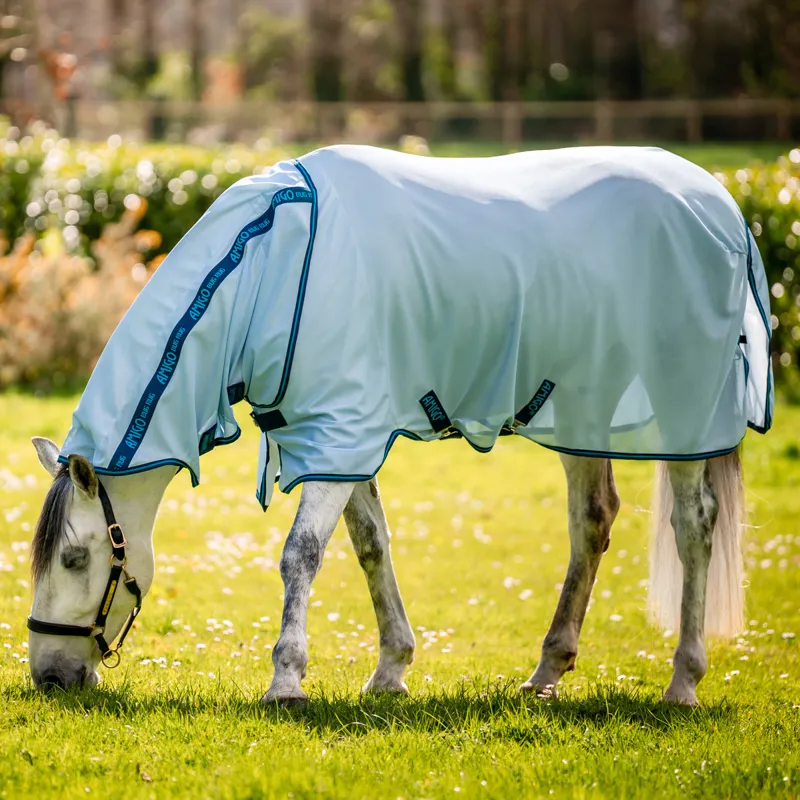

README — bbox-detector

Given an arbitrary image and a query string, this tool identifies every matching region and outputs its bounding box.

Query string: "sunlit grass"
[0,393,798,798]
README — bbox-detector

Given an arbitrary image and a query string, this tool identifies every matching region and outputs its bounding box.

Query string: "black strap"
[98,482,127,560]
[116,580,142,645]
[739,334,747,344]
[227,382,246,405]
[27,617,92,637]
[419,390,453,433]
[199,427,217,455]
[93,564,124,631]
[251,410,287,432]
[514,379,556,427]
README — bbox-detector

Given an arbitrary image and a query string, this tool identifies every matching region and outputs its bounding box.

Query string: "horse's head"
[28,437,167,690]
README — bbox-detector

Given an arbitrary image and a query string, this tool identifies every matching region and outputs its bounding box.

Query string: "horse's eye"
[60,546,89,571]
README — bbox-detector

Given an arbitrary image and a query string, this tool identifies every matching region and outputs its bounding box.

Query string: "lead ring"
[102,649,121,668]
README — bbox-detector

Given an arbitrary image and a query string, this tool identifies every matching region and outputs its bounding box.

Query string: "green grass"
[0,394,799,798]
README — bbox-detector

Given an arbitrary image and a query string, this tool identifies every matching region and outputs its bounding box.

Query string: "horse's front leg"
[263,481,355,705]
[343,479,415,694]
[521,454,619,697]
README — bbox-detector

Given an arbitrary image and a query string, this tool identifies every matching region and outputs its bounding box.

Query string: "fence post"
[686,102,702,142]
[777,100,790,141]
[594,101,613,141]
[502,103,522,145]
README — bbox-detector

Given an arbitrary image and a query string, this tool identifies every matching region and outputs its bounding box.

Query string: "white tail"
[648,449,745,637]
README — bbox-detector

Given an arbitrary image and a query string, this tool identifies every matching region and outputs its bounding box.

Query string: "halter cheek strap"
[27,481,143,669]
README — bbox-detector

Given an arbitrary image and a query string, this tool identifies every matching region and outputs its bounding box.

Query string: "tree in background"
[746,0,800,97]
[591,0,644,99]
[0,0,33,100]
[188,0,205,101]
[19,0,800,111]
[238,7,305,100]
[393,0,425,101]
[309,0,345,101]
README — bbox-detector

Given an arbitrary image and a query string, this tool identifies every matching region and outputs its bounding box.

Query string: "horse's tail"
[648,448,745,637]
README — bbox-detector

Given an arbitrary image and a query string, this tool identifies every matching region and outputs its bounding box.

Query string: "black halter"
[27,481,143,669]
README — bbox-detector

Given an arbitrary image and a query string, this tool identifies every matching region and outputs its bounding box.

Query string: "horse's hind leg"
[521,454,619,697]
[662,459,718,706]
[344,479,415,694]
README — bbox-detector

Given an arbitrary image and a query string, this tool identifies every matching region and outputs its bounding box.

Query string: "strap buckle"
[107,523,127,548]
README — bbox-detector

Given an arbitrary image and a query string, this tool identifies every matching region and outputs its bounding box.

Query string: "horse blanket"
[59,145,773,509]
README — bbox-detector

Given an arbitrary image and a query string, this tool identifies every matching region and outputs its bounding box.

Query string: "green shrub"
[0,131,798,397]
[720,150,800,399]
[0,129,292,259]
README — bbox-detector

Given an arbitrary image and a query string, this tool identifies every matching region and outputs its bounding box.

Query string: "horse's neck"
[102,466,177,541]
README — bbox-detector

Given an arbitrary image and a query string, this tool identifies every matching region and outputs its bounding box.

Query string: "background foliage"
[1,127,799,395]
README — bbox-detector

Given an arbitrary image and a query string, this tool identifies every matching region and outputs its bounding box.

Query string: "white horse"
[26,145,772,707]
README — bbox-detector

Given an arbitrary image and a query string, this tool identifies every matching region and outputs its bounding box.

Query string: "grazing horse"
[27,145,772,706]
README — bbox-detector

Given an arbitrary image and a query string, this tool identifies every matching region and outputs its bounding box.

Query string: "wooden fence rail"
[3,97,800,143]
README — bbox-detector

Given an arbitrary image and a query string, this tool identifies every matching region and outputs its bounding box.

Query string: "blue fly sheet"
[58,145,773,508]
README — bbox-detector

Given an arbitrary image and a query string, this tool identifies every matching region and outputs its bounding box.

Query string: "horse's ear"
[67,454,98,500]
[31,437,61,479]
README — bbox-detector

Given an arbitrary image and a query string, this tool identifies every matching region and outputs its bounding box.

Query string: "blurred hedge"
[0,130,290,257]
[0,128,799,396]
[715,153,800,399]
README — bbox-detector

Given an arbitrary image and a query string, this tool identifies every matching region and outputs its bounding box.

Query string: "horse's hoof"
[519,681,558,699]
[661,686,699,707]
[362,678,409,696]
[261,688,309,707]
[278,696,309,709]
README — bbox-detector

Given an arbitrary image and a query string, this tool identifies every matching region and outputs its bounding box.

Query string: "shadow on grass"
[4,678,736,739]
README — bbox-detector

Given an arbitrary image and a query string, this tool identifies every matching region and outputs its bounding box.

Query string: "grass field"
[0,394,799,799]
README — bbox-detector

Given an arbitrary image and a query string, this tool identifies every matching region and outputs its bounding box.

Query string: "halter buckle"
[107,523,127,548]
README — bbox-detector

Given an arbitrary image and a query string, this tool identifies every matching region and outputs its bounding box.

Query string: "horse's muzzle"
[31,656,98,691]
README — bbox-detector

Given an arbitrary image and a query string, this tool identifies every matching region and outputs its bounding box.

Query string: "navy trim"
[213,426,242,449]
[57,454,200,488]
[743,222,773,433]
[278,427,747,496]
[745,225,771,339]
[264,159,319,408]
[533,441,741,462]
[108,187,313,473]
[256,434,270,508]
[280,430,423,494]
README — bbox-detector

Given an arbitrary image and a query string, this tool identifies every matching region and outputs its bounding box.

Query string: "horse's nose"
[35,662,89,690]
[39,671,66,690]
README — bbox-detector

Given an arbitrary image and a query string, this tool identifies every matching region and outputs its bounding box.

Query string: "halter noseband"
[27,481,143,669]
